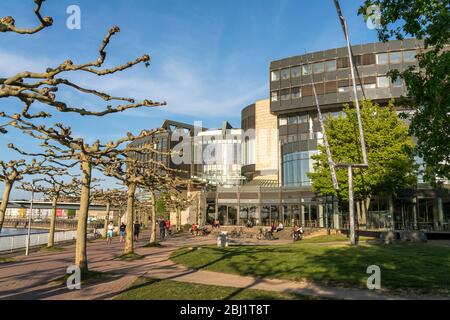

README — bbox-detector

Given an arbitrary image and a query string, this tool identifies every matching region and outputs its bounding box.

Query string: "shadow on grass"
[171,242,450,296]
[51,270,119,286]
[114,253,144,261]
[0,257,16,264]
[114,276,311,300]
[143,242,163,248]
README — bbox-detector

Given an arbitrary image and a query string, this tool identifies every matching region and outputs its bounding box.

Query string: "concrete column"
[412,196,418,230]
[433,197,443,231]
[437,197,444,228]
[388,195,395,230]
[237,188,241,226]
[300,199,305,226]
[318,204,324,228]
[256,187,261,226]
[333,199,340,230]
[215,192,219,220]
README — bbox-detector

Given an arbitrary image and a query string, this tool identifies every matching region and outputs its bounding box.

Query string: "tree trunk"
[176,206,181,232]
[361,196,371,227]
[47,195,58,248]
[75,159,92,273]
[124,183,136,254]
[356,200,362,225]
[149,191,157,244]
[0,181,13,233]
[103,202,111,238]
[143,206,149,227]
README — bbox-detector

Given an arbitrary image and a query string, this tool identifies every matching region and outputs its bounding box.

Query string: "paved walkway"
[0,233,447,300]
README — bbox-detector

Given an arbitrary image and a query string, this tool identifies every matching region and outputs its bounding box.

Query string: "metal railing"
[0,230,78,253]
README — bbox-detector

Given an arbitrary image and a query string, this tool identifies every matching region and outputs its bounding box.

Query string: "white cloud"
[0,50,267,119]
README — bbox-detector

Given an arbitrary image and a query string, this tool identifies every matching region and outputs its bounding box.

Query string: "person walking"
[133,220,140,242]
[119,222,126,242]
[106,221,114,245]
[165,219,171,237]
[159,218,166,240]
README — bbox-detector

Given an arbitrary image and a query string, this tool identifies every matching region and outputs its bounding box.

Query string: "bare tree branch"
[0,0,53,35]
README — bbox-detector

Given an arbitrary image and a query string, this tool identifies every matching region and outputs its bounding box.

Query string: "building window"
[280,68,290,80]
[337,57,350,69]
[280,89,290,100]
[377,76,390,88]
[271,91,279,102]
[403,50,417,62]
[325,81,337,93]
[291,87,301,99]
[313,62,324,74]
[392,77,404,87]
[331,111,341,119]
[288,115,297,125]
[362,53,376,65]
[291,66,301,78]
[302,84,313,97]
[282,151,313,187]
[389,51,402,64]
[279,117,288,126]
[271,70,280,81]
[376,53,388,65]
[364,83,377,89]
[298,114,308,124]
[302,64,312,76]
[324,60,337,72]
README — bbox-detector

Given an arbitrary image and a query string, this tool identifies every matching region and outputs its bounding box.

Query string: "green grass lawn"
[171,236,450,296]
[114,277,316,300]
[0,257,16,264]
[301,234,373,243]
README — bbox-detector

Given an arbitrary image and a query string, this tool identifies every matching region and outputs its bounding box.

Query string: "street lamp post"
[25,178,44,256]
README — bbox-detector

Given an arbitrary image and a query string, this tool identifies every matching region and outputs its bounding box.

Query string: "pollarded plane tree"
[0,0,166,272]
[135,196,151,227]
[102,142,170,254]
[20,173,79,248]
[102,140,191,249]
[141,168,205,244]
[0,1,164,125]
[3,114,159,272]
[163,190,194,232]
[0,158,54,232]
[90,188,128,237]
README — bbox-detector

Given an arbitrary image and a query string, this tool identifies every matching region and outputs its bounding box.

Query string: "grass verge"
[170,237,450,296]
[52,270,115,285]
[115,253,144,261]
[143,242,163,248]
[0,257,16,264]
[114,277,318,300]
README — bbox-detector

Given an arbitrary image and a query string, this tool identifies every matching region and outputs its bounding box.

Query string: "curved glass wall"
[282,151,316,186]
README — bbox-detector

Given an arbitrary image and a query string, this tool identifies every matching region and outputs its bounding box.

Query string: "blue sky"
[0,0,380,198]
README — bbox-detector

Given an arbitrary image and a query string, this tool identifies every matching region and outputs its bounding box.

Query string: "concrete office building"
[207,39,449,231]
[135,39,449,232]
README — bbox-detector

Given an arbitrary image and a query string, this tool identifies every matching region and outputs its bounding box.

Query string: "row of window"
[279,112,343,126]
[280,132,323,144]
[271,76,404,102]
[271,50,416,81]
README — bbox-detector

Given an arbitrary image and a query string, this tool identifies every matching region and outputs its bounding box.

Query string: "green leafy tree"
[309,101,417,224]
[359,0,450,181]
